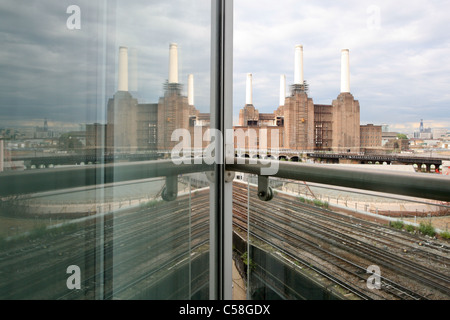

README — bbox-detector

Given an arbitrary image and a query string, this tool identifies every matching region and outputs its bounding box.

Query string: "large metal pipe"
[169,43,179,84]
[279,74,286,106]
[118,46,128,91]
[246,73,252,105]
[341,49,350,93]
[227,160,450,202]
[188,74,194,105]
[0,159,213,197]
[294,44,304,85]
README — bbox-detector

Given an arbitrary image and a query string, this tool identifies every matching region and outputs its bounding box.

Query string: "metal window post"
[210,0,233,300]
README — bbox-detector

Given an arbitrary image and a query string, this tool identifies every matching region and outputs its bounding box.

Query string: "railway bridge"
[11,152,163,168]
[306,153,444,173]
[234,149,446,173]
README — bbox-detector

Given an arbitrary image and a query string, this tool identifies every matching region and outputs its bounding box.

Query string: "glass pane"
[233,0,450,300]
[0,0,212,300]
[235,176,450,300]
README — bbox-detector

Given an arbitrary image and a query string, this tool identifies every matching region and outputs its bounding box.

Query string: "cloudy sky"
[0,0,212,130]
[234,0,450,132]
[0,0,449,133]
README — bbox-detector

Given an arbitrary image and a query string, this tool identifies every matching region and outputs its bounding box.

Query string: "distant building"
[237,48,361,153]
[93,45,368,155]
[360,124,382,148]
[102,45,199,153]
[414,119,432,138]
[34,118,53,139]
[381,131,398,146]
[86,123,108,151]
[384,138,409,151]
[432,128,447,139]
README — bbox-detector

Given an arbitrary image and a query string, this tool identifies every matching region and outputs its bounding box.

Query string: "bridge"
[11,151,163,168]
[306,152,445,172]
[233,149,448,173]
[8,147,449,174]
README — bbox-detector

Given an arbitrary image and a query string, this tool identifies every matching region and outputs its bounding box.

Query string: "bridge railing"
[0,159,213,197]
[1,158,449,201]
[227,159,450,202]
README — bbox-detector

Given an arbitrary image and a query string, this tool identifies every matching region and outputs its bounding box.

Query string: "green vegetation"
[396,133,408,140]
[389,220,446,240]
[405,224,416,233]
[418,222,436,237]
[313,199,329,209]
[58,132,84,151]
[298,196,329,209]
[28,224,48,240]
[139,199,161,209]
[241,251,256,272]
[0,222,82,251]
[390,220,404,230]
[439,231,450,240]
[59,222,79,234]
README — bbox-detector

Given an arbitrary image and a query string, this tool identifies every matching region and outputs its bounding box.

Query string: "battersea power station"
[237,45,361,153]
[90,43,369,154]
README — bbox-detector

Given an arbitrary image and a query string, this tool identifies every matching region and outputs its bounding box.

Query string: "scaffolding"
[314,104,332,151]
[290,80,309,95]
[163,81,183,96]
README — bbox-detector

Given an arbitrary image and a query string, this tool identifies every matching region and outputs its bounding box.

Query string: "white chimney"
[246,73,253,105]
[294,45,304,85]
[341,49,350,93]
[188,74,194,105]
[118,46,128,91]
[169,43,179,84]
[279,75,286,106]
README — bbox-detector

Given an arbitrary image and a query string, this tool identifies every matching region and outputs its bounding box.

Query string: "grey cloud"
[233,0,450,130]
[1,0,449,131]
[0,0,211,128]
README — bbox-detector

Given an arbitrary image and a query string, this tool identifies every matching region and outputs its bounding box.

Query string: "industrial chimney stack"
[294,45,304,85]
[246,73,253,105]
[118,46,128,92]
[340,49,350,93]
[169,43,179,84]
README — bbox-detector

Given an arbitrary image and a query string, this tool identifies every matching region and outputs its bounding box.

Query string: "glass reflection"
[233,175,450,300]
[0,0,211,299]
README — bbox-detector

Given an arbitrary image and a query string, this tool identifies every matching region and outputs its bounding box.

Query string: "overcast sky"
[234,0,450,132]
[0,0,449,133]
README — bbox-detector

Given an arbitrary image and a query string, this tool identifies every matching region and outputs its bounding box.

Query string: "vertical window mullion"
[210,0,233,300]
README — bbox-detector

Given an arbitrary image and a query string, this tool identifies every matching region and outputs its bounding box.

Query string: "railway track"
[0,190,210,299]
[233,181,450,300]
[273,192,450,266]
[1,180,448,300]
